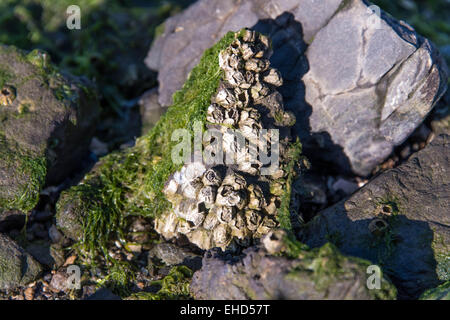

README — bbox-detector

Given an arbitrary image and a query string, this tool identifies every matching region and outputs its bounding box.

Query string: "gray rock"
[190,241,397,300]
[25,241,65,269]
[0,233,42,290]
[0,46,100,214]
[146,0,448,175]
[85,288,121,300]
[149,243,202,271]
[299,134,450,299]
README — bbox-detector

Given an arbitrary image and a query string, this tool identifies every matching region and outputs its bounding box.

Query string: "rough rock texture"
[138,88,167,135]
[190,231,397,300]
[146,0,448,175]
[0,45,100,213]
[299,134,450,299]
[0,233,42,290]
[149,243,202,271]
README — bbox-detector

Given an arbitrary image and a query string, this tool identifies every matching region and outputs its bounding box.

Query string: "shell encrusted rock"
[154,30,300,250]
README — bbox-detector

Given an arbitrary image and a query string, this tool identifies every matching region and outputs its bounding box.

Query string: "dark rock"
[25,241,65,269]
[190,239,396,300]
[0,210,26,232]
[149,243,202,271]
[146,0,448,175]
[85,288,121,300]
[299,134,450,299]
[0,233,42,290]
[0,46,100,214]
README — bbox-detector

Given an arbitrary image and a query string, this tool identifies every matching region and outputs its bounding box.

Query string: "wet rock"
[299,134,450,299]
[0,233,42,290]
[190,232,396,300]
[0,46,100,214]
[149,243,202,271]
[146,0,448,176]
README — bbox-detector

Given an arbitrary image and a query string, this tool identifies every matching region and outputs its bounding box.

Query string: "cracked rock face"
[154,30,301,250]
[146,0,448,176]
[299,134,450,299]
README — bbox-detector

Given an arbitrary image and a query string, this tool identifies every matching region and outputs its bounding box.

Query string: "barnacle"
[0,85,17,106]
[155,30,302,250]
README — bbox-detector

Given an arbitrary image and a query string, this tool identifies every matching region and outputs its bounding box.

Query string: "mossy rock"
[0,233,42,290]
[55,31,240,253]
[190,239,397,300]
[0,45,100,214]
[420,281,450,300]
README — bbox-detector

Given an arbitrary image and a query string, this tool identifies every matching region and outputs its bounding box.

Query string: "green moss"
[420,281,450,300]
[277,139,305,231]
[285,242,397,299]
[58,30,239,262]
[0,134,47,212]
[126,266,193,300]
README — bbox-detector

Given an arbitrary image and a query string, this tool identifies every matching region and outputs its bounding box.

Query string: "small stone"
[24,287,35,300]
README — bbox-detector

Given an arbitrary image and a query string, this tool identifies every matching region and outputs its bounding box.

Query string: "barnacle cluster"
[155,30,299,250]
[0,85,16,106]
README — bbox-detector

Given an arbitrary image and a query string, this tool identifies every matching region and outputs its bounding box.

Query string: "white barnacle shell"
[247,184,266,210]
[222,173,247,190]
[215,185,234,206]
[215,87,237,107]
[242,29,257,43]
[263,68,283,87]
[202,168,222,186]
[181,177,203,199]
[239,117,262,138]
[206,104,225,124]
[240,108,260,122]
[250,81,270,100]
[262,229,288,255]
[213,224,232,246]
[226,190,248,210]
[238,160,261,176]
[203,210,220,230]
[223,107,240,126]
[265,196,279,215]
[245,58,270,73]
[163,178,179,197]
[240,42,256,60]
[198,185,217,205]
[256,215,278,236]
[230,211,250,239]
[216,205,236,224]
[185,203,207,229]
[245,209,262,232]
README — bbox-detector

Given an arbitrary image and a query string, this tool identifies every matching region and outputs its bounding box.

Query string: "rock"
[0,46,100,214]
[190,233,397,300]
[146,0,448,175]
[149,243,202,271]
[0,210,25,232]
[298,134,450,299]
[49,271,70,293]
[48,224,63,244]
[0,233,42,290]
[25,241,65,269]
[138,88,167,135]
[85,288,121,300]
[420,281,450,300]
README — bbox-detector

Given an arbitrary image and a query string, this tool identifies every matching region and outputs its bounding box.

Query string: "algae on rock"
[0,45,99,214]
